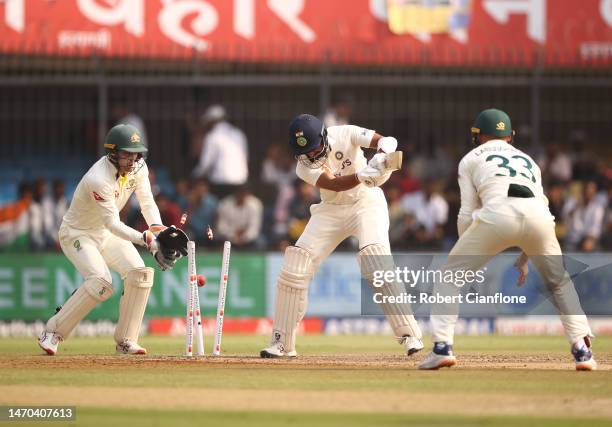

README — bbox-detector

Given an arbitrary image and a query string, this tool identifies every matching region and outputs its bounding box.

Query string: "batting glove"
[368,152,388,172]
[356,166,383,188]
[377,136,397,153]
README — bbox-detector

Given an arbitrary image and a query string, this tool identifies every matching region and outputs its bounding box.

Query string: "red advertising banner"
[1,0,611,66]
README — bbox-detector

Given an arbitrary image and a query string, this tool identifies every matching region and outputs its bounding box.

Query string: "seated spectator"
[562,180,605,252]
[538,143,572,184]
[186,180,218,245]
[216,186,262,249]
[546,181,567,240]
[399,179,449,249]
[271,180,297,249]
[260,143,296,190]
[174,178,190,212]
[594,177,610,209]
[287,181,320,243]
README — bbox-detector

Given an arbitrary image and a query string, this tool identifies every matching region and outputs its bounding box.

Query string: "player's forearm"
[137,195,163,226]
[106,217,144,245]
[317,174,360,192]
[368,133,382,149]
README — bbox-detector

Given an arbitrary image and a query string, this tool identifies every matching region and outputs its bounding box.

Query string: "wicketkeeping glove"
[142,227,177,271]
[154,251,177,271]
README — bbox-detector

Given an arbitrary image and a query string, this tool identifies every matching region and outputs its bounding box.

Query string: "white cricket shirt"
[458,139,553,229]
[62,157,162,243]
[296,125,378,205]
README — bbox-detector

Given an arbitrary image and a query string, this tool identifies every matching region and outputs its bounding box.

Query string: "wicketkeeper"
[38,124,188,355]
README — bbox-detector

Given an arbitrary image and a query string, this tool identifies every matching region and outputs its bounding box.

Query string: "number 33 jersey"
[458,139,554,221]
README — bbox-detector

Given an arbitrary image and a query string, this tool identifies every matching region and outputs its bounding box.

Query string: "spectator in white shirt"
[538,143,572,184]
[400,179,449,248]
[192,105,249,199]
[216,186,263,249]
[563,180,605,252]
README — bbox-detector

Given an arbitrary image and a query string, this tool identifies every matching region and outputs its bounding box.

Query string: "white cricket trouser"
[58,223,145,286]
[431,214,593,345]
[296,188,390,267]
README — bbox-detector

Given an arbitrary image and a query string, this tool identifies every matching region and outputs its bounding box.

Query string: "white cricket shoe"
[38,331,62,356]
[116,340,147,355]
[260,341,297,358]
[572,338,597,371]
[401,335,424,356]
[418,342,457,370]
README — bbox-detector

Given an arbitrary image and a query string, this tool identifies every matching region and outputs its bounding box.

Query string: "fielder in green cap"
[470,108,514,144]
[419,108,596,372]
[38,124,181,357]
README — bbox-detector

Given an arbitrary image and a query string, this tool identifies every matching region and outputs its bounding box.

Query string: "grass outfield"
[0,335,611,427]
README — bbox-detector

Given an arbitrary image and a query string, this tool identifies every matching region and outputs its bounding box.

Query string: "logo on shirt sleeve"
[92,191,105,202]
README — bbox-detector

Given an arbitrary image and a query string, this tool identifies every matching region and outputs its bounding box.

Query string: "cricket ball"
[197,274,206,287]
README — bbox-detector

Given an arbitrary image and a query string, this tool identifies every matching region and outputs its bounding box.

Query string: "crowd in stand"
[6,142,610,253]
[2,104,610,253]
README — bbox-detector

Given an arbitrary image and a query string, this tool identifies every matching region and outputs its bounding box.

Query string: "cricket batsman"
[260,114,423,358]
[419,108,596,371]
[38,124,188,356]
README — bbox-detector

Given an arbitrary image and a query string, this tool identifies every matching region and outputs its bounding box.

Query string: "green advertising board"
[0,252,266,321]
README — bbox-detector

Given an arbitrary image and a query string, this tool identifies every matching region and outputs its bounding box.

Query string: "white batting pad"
[114,267,154,345]
[46,277,114,339]
[271,246,315,352]
[358,244,422,339]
